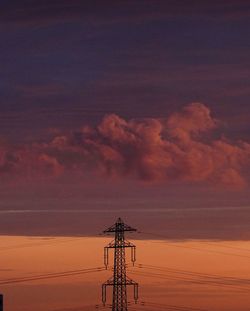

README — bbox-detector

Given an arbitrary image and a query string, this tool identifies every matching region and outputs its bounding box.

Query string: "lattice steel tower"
[102,218,139,311]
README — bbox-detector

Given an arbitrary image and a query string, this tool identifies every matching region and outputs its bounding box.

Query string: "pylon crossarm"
[105,239,135,249]
[103,280,134,286]
[103,276,115,286]
[124,276,138,286]
[103,218,137,233]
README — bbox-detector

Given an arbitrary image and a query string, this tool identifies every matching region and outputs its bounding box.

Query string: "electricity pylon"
[102,218,139,311]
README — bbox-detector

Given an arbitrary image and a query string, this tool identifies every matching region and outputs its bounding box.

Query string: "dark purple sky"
[1,0,250,141]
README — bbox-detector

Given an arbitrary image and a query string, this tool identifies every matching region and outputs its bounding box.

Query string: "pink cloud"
[1,103,250,189]
[166,103,218,142]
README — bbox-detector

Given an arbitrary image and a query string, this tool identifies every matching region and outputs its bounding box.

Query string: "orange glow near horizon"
[1,236,250,311]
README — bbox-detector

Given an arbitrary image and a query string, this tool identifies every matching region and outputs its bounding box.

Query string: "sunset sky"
[0,1,250,311]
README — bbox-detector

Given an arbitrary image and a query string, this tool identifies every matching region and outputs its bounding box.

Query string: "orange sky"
[1,236,250,311]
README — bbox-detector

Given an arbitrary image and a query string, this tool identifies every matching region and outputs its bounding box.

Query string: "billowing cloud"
[1,103,250,189]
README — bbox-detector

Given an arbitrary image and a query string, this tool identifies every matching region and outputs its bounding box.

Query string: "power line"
[127,264,250,293]
[135,264,250,285]
[138,301,208,311]
[0,238,75,252]
[0,266,106,285]
[128,270,249,293]
[138,232,250,260]
[199,241,250,253]
[126,300,207,311]
[0,236,97,252]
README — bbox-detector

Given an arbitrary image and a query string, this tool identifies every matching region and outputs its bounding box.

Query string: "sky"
[0,0,250,238]
[2,236,250,311]
[0,1,250,310]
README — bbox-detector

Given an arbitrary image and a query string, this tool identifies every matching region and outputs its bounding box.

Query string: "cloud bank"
[1,103,249,189]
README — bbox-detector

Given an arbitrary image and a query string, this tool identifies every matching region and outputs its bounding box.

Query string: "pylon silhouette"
[102,218,138,311]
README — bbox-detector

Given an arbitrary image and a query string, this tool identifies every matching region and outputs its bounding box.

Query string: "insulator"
[131,246,136,265]
[134,284,139,302]
[102,284,107,305]
[104,247,109,269]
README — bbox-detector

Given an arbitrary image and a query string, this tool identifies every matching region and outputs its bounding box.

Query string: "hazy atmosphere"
[0,1,250,311]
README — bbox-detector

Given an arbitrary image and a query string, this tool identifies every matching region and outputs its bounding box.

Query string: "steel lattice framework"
[102,218,138,311]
